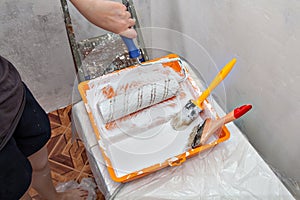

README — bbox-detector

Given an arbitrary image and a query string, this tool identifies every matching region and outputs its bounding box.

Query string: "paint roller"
[101,32,184,123]
[98,75,181,123]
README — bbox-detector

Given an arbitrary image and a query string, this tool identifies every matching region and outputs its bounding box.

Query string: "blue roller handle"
[121,36,141,59]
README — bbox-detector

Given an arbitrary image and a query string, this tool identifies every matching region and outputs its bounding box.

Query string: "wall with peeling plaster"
[149,0,300,197]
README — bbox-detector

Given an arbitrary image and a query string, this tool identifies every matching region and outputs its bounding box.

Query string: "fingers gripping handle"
[121,36,141,59]
[121,1,141,59]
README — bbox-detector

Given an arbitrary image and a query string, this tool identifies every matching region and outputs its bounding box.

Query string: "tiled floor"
[29,105,105,200]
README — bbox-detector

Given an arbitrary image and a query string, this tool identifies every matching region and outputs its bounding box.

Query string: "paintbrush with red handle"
[188,104,252,149]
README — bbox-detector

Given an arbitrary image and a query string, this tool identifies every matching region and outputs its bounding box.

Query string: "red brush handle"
[234,104,252,119]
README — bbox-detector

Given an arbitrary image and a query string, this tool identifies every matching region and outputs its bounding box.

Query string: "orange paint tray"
[78,54,230,183]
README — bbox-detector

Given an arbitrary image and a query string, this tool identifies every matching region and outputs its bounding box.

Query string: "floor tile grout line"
[49,159,83,174]
[48,132,65,158]
[48,132,86,172]
[48,134,63,157]
[57,107,72,126]
[76,159,90,182]
[49,122,71,130]
[49,121,71,135]
[48,124,72,157]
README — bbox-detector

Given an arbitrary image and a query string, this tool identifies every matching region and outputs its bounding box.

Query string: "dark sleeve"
[0,56,25,150]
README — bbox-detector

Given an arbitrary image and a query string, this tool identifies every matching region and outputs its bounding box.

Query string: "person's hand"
[70,0,137,38]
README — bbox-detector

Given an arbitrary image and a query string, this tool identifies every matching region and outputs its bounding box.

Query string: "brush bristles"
[185,119,207,149]
[171,111,193,130]
[186,125,200,149]
[191,120,206,148]
[171,100,201,130]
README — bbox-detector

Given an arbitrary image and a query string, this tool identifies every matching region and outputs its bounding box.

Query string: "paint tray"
[78,54,230,183]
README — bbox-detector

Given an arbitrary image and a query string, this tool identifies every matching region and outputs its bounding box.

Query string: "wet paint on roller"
[98,77,180,123]
[86,63,184,133]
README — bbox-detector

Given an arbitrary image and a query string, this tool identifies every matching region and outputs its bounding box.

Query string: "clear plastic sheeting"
[55,178,97,200]
[72,100,294,199]
[78,33,134,80]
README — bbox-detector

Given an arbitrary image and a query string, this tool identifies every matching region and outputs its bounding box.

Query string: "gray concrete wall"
[0,0,77,112]
[149,0,300,196]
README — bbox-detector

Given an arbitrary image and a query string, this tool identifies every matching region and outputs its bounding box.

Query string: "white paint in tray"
[86,63,214,178]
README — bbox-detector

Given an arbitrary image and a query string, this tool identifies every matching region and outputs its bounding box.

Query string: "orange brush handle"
[195,58,237,107]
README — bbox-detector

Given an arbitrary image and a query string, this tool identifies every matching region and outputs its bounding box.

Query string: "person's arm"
[70,0,137,38]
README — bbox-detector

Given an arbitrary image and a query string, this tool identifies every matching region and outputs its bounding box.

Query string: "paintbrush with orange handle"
[188,104,252,149]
